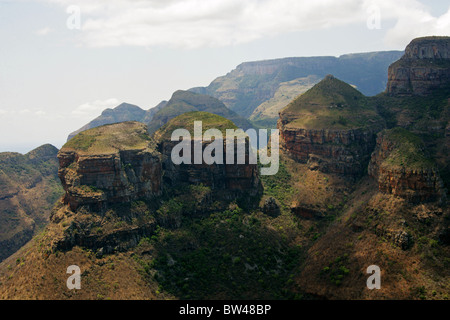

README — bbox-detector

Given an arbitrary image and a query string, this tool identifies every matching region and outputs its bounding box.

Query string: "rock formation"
[386,36,450,95]
[278,75,384,176]
[190,51,403,118]
[368,128,446,203]
[153,112,261,199]
[58,122,162,211]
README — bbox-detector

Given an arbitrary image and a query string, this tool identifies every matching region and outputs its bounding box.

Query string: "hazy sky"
[1,0,449,153]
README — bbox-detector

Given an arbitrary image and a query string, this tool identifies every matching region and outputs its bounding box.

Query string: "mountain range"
[0,37,448,300]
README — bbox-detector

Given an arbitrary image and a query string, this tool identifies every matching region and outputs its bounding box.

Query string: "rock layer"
[58,149,162,211]
[386,36,450,95]
[368,128,446,203]
[279,125,379,176]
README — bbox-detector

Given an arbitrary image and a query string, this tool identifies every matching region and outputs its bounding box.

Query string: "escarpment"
[153,112,261,199]
[386,36,450,95]
[278,75,384,176]
[368,128,446,203]
[59,116,261,212]
[58,122,162,211]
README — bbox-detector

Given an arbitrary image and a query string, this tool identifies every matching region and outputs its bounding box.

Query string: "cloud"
[72,98,120,117]
[35,26,53,36]
[45,0,450,48]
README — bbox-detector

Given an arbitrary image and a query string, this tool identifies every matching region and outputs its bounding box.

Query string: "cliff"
[59,122,162,211]
[386,36,450,95]
[278,75,384,176]
[153,112,261,199]
[368,127,446,203]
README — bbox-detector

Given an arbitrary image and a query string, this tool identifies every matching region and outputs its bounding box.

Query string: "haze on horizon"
[0,0,449,153]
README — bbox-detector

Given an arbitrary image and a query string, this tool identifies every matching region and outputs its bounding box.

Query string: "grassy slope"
[380,128,435,169]
[280,76,383,130]
[63,121,155,154]
[249,75,320,124]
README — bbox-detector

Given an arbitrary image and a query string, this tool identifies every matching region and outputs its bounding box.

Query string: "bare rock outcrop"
[58,122,162,211]
[368,128,446,203]
[386,36,450,95]
[278,75,384,176]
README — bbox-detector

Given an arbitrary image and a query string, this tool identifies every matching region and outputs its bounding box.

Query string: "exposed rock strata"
[368,129,446,203]
[386,36,450,95]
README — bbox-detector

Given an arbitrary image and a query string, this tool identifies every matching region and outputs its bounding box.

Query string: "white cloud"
[35,26,53,36]
[44,0,449,49]
[72,98,120,117]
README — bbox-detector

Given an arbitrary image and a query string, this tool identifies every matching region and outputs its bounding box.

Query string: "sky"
[0,0,449,153]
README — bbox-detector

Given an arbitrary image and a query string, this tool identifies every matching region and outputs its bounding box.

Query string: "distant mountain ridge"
[67,101,167,141]
[146,90,252,134]
[67,50,403,141]
[190,50,404,119]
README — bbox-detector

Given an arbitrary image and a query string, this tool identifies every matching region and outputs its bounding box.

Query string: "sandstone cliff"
[368,127,446,203]
[58,122,162,211]
[278,75,384,176]
[386,36,450,95]
[153,112,261,199]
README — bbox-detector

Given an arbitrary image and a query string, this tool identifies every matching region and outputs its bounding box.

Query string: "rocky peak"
[404,36,450,60]
[368,128,446,203]
[154,112,261,198]
[386,36,450,95]
[278,75,384,176]
[58,122,162,211]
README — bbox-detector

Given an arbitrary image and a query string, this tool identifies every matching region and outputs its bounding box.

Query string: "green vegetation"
[381,128,435,169]
[249,76,319,123]
[140,207,303,299]
[147,90,251,134]
[320,254,350,286]
[63,121,156,154]
[192,51,402,119]
[260,160,294,214]
[154,111,239,142]
[280,75,383,130]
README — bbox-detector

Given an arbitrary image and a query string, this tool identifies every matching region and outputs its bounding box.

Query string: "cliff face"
[58,122,162,212]
[58,150,162,211]
[386,36,450,95]
[278,75,384,176]
[368,128,446,203]
[154,112,261,199]
[279,126,379,176]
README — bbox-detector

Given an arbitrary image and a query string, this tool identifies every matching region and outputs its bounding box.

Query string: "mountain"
[146,90,252,134]
[190,51,404,120]
[0,144,63,262]
[278,74,384,176]
[0,37,448,300]
[387,36,450,95]
[67,102,167,141]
